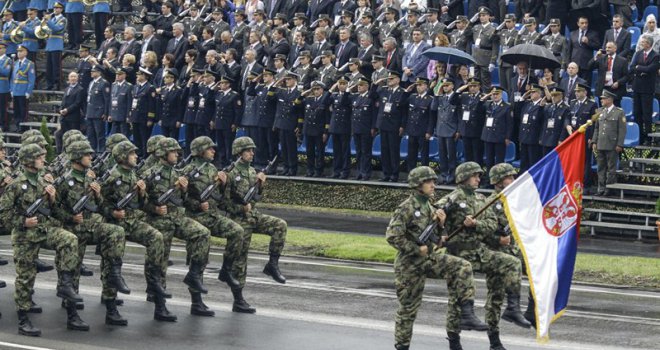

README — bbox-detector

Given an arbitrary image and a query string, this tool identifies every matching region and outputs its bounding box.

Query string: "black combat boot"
[101,297,124,306]
[394,344,409,350]
[107,259,131,294]
[190,292,215,317]
[105,299,128,326]
[263,253,286,284]
[0,255,8,265]
[447,331,463,350]
[145,266,168,298]
[61,300,84,310]
[502,293,532,328]
[28,299,42,313]
[488,330,507,350]
[17,311,41,337]
[153,296,177,322]
[459,300,488,331]
[218,257,239,288]
[79,263,93,277]
[65,300,90,331]
[523,291,536,328]
[183,261,208,294]
[35,258,53,273]
[57,272,83,303]
[231,287,256,314]
[0,279,5,288]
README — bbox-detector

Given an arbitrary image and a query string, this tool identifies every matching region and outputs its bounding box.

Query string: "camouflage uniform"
[52,141,129,306]
[434,162,524,338]
[137,135,165,178]
[97,133,129,177]
[386,166,480,349]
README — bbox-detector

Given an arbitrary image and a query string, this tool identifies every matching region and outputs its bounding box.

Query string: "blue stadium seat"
[621,96,634,118]
[538,24,545,33]
[590,70,598,94]
[151,124,162,136]
[350,138,356,156]
[428,137,439,161]
[297,136,307,153]
[505,142,516,163]
[629,26,641,48]
[372,134,382,158]
[235,128,247,138]
[515,23,523,31]
[632,6,639,23]
[609,4,615,17]
[178,124,186,146]
[491,68,500,86]
[635,5,658,29]
[463,0,468,17]
[507,1,515,14]
[324,136,334,156]
[399,135,409,159]
[653,98,660,123]
[501,90,508,103]
[456,139,464,163]
[624,122,640,147]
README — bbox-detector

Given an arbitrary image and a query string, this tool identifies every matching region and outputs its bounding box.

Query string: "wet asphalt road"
[0,240,658,350]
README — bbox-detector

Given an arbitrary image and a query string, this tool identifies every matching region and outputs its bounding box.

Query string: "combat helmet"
[408,166,438,188]
[67,141,95,162]
[155,138,182,158]
[489,163,517,185]
[455,161,483,184]
[190,136,216,157]
[232,136,256,156]
[146,135,165,155]
[113,141,138,164]
[105,133,129,152]
[18,143,46,165]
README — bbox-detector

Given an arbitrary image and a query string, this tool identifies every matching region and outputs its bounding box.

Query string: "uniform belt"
[553,52,561,56]
[23,38,37,42]
[13,80,28,83]
[0,77,7,80]
[50,35,64,38]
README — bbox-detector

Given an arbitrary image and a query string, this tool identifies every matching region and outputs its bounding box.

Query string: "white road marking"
[0,341,56,350]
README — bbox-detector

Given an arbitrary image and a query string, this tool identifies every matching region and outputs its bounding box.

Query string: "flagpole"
[445,193,502,241]
[577,112,601,134]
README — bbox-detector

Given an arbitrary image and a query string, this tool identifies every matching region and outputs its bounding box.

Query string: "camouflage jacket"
[486,189,521,256]
[100,165,147,224]
[53,167,104,226]
[182,157,224,214]
[137,155,158,178]
[143,162,187,218]
[386,193,439,265]
[223,160,259,218]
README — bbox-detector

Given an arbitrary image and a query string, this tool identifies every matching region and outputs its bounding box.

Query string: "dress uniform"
[10,46,35,131]
[471,7,498,90]
[515,17,542,45]
[518,84,545,172]
[302,81,331,177]
[45,2,66,90]
[542,19,569,77]
[431,79,461,184]
[27,0,47,17]
[86,66,111,153]
[420,8,446,44]
[592,90,626,196]
[350,77,376,180]
[109,69,133,137]
[458,78,485,164]
[481,86,513,172]
[181,69,202,155]
[562,83,596,186]
[273,72,303,176]
[193,70,218,139]
[318,51,338,87]
[92,0,111,50]
[374,71,408,182]
[157,70,183,140]
[0,42,11,131]
[497,14,518,93]
[403,78,434,172]
[129,68,157,157]
[213,76,242,168]
[76,45,93,91]
[329,76,352,179]
[21,9,40,64]
[241,69,261,144]
[378,8,401,47]
[64,0,84,49]
[540,87,569,155]
[2,10,19,56]
[245,68,278,169]
[449,16,472,53]
[370,56,388,87]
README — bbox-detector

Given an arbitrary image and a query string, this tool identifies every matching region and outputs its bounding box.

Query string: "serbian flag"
[499,130,586,342]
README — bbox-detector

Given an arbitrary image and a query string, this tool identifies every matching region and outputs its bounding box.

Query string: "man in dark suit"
[263,27,291,68]
[59,72,85,150]
[286,2,309,22]
[240,49,263,92]
[568,16,601,84]
[587,42,629,105]
[602,14,631,59]
[219,48,242,92]
[192,27,217,67]
[309,0,335,20]
[441,0,465,23]
[558,62,587,102]
[381,38,402,74]
[630,35,660,145]
[76,45,94,92]
[334,28,358,69]
[246,31,266,66]
[218,31,244,60]
[96,26,121,61]
[141,1,175,46]
[141,24,163,60]
[288,30,311,68]
[118,27,142,65]
[85,66,111,153]
[264,0,287,19]
[357,34,376,79]
[165,23,190,71]
[509,61,539,146]
[310,27,332,60]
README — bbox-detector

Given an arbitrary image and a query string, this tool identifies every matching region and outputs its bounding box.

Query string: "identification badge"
[188,98,194,108]
[605,71,613,84]
[474,38,481,47]
[462,111,470,121]
[116,179,122,185]
[486,117,494,127]
[571,117,577,126]
[426,39,433,46]
[199,98,205,108]
[111,99,118,107]
[21,184,27,190]
[235,175,241,181]
[522,113,529,124]
[514,92,522,102]
[547,118,555,128]
[459,202,467,208]
[384,102,392,113]
[155,175,161,181]
[131,98,138,109]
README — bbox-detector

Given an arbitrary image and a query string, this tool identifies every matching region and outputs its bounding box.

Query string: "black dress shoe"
[390,178,398,182]
[379,177,390,182]
[331,173,340,178]
[339,174,349,179]
[356,174,363,180]
[305,173,314,177]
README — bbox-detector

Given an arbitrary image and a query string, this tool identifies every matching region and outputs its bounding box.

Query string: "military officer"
[0,144,83,337]
[10,45,35,132]
[328,76,352,179]
[480,86,513,175]
[515,17,542,45]
[371,55,388,87]
[435,162,528,350]
[374,70,408,182]
[129,68,157,157]
[497,14,518,93]
[563,83,596,187]
[157,68,183,139]
[431,78,460,184]
[194,69,218,139]
[378,7,401,47]
[301,81,331,177]
[2,9,19,56]
[85,66,111,153]
[109,69,133,137]
[420,8,446,44]
[181,69,203,154]
[518,84,545,172]
[350,77,377,180]
[213,75,242,168]
[449,15,472,53]
[272,72,303,176]
[245,68,278,169]
[0,42,12,131]
[387,166,486,350]
[318,50,338,88]
[591,90,626,196]
[543,19,569,78]
[19,7,40,64]
[540,87,569,155]
[456,78,485,164]
[294,50,316,90]
[471,7,498,90]
[403,77,434,172]
[222,137,288,312]
[44,2,66,90]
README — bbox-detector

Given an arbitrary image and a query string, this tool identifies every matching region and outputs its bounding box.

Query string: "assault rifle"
[25,169,72,217]
[156,162,205,206]
[199,159,238,202]
[241,155,278,205]
[417,199,454,246]
[115,170,159,210]
[175,153,192,170]
[71,165,116,214]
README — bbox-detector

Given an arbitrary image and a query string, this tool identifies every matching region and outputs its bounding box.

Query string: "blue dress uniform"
[246,70,278,169]
[109,73,133,137]
[562,85,596,186]
[45,4,66,90]
[540,88,570,155]
[302,84,331,177]
[64,0,84,49]
[9,49,35,130]
[27,0,47,16]
[457,80,486,164]
[21,14,40,64]
[129,69,157,157]
[240,70,261,148]
[193,78,217,139]
[431,82,460,184]
[181,72,201,155]
[0,46,11,131]
[2,16,19,56]
[213,78,242,168]
[403,80,434,173]
[85,72,111,153]
[328,81,352,179]
[92,0,111,50]
[518,87,545,173]
[350,78,377,180]
[273,74,303,176]
[480,87,513,171]
[373,71,408,182]
[158,82,183,140]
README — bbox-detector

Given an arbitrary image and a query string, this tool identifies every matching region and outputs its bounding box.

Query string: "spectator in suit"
[58,72,85,146]
[334,28,358,68]
[310,27,331,59]
[141,1,176,47]
[264,0,286,19]
[357,34,377,78]
[192,27,217,67]
[587,42,630,105]
[631,35,660,145]
[246,30,266,65]
[119,27,142,66]
[204,50,223,73]
[402,28,430,83]
[141,25,162,61]
[218,31,244,60]
[309,0,336,20]
[240,48,263,92]
[559,62,587,102]
[568,16,601,84]
[166,22,190,70]
[220,48,242,91]
[603,14,631,59]
[288,31,311,67]
[97,26,121,61]
[382,38,403,74]
[262,27,291,68]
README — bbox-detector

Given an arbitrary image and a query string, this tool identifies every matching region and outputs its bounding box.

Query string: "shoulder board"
[615,106,623,111]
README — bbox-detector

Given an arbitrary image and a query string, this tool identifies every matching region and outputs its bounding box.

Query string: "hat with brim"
[137,67,153,76]
[574,82,590,92]
[467,78,481,86]
[371,55,384,62]
[600,90,616,100]
[550,86,564,95]
[356,77,371,86]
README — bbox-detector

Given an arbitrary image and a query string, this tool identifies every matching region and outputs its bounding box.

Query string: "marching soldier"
[129,68,157,157]
[540,86,569,155]
[212,75,242,168]
[246,68,278,169]
[85,66,111,153]
[471,7,498,90]
[403,77,433,172]
[44,2,66,90]
[157,68,183,139]
[0,144,83,337]
[109,69,133,137]
[518,84,545,172]
[431,78,460,184]
[374,70,408,182]
[350,77,376,180]
[435,162,528,350]
[563,83,596,187]
[480,86,513,176]
[10,45,35,132]
[222,136,289,312]
[0,42,11,131]
[137,135,165,178]
[515,17,542,46]
[456,78,485,164]
[272,72,303,176]
[301,81,331,177]
[449,16,472,53]
[543,19,569,77]
[142,138,212,321]
[182,136,246,314]
[328,76,352,179]
[387,165,487,350]
[497,14,518,93]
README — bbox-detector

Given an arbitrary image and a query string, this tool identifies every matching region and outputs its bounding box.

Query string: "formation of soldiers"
[0,129,288,336]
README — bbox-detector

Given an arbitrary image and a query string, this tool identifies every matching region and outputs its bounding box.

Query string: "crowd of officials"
[0,0,654,190]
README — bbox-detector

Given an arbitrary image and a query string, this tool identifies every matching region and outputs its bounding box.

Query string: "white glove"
[559,69,565,77]
[25,94,30,99]
[488,63,495,72]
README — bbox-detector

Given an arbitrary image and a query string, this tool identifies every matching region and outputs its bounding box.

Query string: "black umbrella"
[500,44,561,69]
[422,47,476,65]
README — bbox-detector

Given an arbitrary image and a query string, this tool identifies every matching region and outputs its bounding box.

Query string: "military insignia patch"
[21,184,28,190]
[235,175,241,181]
[414,210,421,217]
[459,202,467,208]
[68,180,75,187]
[116,180,122,186]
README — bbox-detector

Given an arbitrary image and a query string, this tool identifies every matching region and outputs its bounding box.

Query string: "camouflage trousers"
[66,213,126,301]
[148,215,210,291]
[394,252,476,346]
[108,217,165,301]
[230,210,287,289]
[188,209,244,264]
[12,227,79,312]
[451,247,522,332]
[499,242,526,276]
